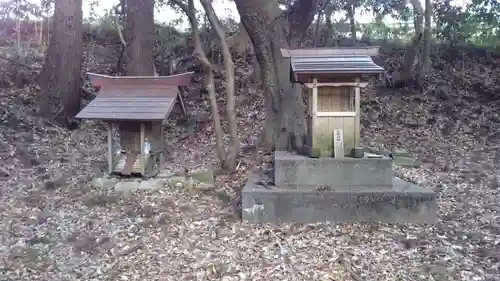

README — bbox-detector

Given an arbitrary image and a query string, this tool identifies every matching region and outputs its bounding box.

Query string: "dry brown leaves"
[1,43,500,280]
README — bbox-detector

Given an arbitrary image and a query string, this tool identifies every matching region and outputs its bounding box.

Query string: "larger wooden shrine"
[75,72,193,177]
[281,47,384,158]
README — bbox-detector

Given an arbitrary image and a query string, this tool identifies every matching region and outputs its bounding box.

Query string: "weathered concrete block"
[275,151,393,188]
[138,179,165,190]
[114,181,140,192]
[166,176,187,188]
[157,169,173,178]
[91,177,119,189]
[242,173,437,224]
[189,169,215,189]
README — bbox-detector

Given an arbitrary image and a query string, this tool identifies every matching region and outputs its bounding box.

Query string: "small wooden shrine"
[75,72,193,177]
[282,47,384,158]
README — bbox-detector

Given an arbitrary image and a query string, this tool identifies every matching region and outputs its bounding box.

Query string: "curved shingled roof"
[291,55,384,74]
[75,72,193,122]
[75,86,179,121]
[281,48,385,83]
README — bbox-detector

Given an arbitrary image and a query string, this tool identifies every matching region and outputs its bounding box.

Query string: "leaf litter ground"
[1,45,500,280]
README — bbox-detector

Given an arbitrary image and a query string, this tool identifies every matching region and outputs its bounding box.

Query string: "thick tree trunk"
[120,0,155,154]
[125,0,155,76]
[251,53,260,83]
[200,0,240,171]
[398,0,424,84]
[37,0,83,121]
[234,0,318,151]
[37,32,58,116]
[421,0,432,73]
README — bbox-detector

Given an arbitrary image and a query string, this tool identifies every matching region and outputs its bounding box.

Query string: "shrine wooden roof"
[281,48,385,83]
[86,72,193,89]
[291,55,384,75]
[281,47,380,57]
[75,72,193,122]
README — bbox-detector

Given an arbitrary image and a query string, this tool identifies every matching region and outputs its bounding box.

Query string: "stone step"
[274,150,393,188]
[242,173,437,224]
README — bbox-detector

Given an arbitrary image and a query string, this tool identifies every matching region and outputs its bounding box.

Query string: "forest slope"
[1,40,500,280]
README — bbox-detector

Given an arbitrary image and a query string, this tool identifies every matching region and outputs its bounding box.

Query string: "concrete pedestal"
[241,151,437,224]
[275,151,393,188]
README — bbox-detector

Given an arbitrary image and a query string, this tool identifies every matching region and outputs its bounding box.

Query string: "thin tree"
[199,0,240,171]
[324,1,335,47]
[421,0,432,73]
[346,0,357,45]
[171,0,227,168]
[313,7,323,47]
[396,0,424,85]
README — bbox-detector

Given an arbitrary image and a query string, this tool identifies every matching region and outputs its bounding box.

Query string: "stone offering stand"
[242,47,437,224]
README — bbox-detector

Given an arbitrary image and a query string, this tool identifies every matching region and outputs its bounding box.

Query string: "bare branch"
[287,0,321,35]
[112,4,126,47]
[169,0,189,16]
[114,19,126,47]
[170,0,227,166]
[199,0,240,170]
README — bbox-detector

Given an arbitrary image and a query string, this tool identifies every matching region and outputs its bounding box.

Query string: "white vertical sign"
[333,129,344,158]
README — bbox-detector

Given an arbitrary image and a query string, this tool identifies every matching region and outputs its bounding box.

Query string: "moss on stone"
[189,170,214,185]
[313,133,333,157]
[309,148,321,158]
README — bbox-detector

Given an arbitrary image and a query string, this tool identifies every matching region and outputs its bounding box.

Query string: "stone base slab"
[242,173,437,224]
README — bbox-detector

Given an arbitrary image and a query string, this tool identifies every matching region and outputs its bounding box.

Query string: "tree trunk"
[324,2,334,47]
[226,22,251,54]
[172,0,227,166]
[234,0,318,151]
[313,10,322,47]
[39,19,43,46]
[37,30,58,116]
[421,0,432,73]
[45,17,50,51]
[125,0,155,76]
[251,53,260,83]
[347,3,356,45]
[120,0,155,154]
[16,17,20,49]
[397,0,424,84]
[200,0,240,171]
[37,0,83,121]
